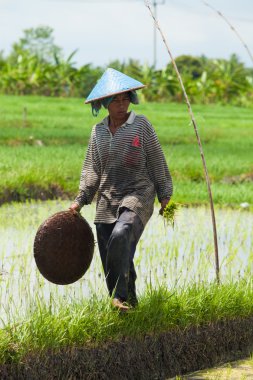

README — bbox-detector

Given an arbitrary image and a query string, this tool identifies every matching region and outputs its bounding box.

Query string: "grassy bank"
[1,280,253,365]
[0,95,252,207]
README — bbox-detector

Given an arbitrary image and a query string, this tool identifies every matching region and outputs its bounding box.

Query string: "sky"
[0,0,253,69]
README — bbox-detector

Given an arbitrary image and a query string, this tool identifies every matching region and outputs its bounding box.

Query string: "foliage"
[9,26,62,64]
[162,201,179,227]
[0,96,252,207]
[0,26,253,105]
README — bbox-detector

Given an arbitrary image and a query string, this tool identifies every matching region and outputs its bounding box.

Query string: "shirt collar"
[100,111,136,127]
[126,111,136,125]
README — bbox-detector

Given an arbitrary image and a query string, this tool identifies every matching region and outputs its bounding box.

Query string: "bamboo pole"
[202,1,253,66]
[145,1,220,283]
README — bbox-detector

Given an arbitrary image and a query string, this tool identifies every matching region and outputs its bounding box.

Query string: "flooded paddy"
[0,201,252,327]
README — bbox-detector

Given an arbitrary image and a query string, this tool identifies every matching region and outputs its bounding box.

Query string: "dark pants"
[96,208,144,304]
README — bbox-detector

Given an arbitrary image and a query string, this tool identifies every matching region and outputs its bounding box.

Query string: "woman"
[70,68,173,312]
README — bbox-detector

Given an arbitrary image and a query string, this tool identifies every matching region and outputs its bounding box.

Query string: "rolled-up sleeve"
[75,126,101,208]
[144,121,173,202]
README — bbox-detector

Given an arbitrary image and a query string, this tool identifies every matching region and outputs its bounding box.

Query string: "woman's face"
[108,93,130,119]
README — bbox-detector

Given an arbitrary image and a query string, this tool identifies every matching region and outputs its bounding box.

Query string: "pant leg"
[106,208,144,302]
[128,260,138,306]
[96,222,115,276]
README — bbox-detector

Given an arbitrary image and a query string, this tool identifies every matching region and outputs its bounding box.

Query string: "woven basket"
[34,210,94,285]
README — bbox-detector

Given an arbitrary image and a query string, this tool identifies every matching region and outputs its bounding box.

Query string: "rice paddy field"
[0,94,252,207]
[0,95,253,374]
[182,356,253,379]
[2,200,252,319]
[0,200,253,364]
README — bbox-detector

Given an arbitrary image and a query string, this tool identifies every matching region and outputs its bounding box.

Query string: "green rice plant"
[0,201,252,364]
[0,95,253,208]
[162,201,179,227]
[0,279,253,364]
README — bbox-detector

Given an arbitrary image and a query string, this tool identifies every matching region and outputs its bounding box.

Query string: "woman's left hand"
[159,198,170,215]
[69,202,81,215]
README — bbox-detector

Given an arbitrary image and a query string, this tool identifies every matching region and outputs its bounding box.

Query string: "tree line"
[0,26,252,106]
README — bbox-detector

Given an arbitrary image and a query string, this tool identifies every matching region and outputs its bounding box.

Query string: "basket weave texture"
[34,211,94,285]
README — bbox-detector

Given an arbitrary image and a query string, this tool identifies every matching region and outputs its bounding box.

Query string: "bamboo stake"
[145,0,220,283]
[202,1,253,66]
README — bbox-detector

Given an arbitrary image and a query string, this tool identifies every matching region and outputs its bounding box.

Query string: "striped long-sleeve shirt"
[75,111,173,227]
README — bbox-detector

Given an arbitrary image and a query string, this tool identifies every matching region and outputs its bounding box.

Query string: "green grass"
[0,95,252,369]
[0,94,252,206]
[1,200,252,364]
[0,280,253,364]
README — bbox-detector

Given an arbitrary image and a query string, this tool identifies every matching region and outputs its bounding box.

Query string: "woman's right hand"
[69,202,81,214]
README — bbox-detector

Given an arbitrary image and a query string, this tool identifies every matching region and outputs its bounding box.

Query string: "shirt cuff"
[74,190,88,209]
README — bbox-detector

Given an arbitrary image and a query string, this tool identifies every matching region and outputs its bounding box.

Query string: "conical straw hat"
[85,68,145,104]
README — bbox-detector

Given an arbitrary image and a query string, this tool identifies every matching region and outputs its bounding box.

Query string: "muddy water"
[175,358,253,379]
[0,201,252,326]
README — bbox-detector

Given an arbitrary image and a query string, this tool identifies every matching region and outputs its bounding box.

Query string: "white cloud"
[0,0,252,68]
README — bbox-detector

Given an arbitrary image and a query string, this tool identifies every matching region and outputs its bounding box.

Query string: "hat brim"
[84,85,145,104]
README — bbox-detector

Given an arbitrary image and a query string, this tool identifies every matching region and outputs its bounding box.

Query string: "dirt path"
[180,359,253,379]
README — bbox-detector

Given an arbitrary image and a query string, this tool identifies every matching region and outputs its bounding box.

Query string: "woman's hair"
[91,90,139,117]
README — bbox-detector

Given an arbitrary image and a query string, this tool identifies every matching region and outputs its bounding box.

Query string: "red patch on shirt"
[132,135,141,147]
